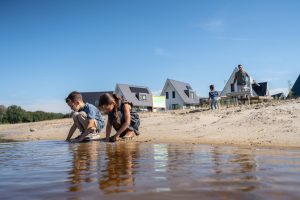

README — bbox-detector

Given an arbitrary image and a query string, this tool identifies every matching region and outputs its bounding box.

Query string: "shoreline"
[1,99,300,148]
[1,138,300,150]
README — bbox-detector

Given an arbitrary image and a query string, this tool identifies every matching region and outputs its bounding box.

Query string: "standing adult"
[233,64,250,92]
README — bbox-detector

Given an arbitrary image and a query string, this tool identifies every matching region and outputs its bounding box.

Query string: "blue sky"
[0,0,299,113]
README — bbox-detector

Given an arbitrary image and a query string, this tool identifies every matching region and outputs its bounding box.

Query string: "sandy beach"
[1,99,299,148]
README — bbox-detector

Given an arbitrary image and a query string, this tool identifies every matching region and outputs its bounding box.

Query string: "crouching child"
[65,91,105,142]
[98,93,140,142]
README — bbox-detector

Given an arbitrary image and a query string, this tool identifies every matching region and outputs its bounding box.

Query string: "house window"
[166,92,169,99]
[190,92,194,99]
[172,91,175,98]
[230,84,235,92]
[141,94,147,101]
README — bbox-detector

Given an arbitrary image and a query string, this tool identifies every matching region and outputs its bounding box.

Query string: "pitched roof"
[161,79,199,105]
[291,74,300,97]
[221,67,268,97]
[271,92,286,99]
[115,84,153,107]
[81,91,114,107]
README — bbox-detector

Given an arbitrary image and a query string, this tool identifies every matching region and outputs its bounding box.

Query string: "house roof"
[115,84,153,107]
[161,79,199,105]
[271,92,285,98]
[291,74,300,97]
[81,91,114,107]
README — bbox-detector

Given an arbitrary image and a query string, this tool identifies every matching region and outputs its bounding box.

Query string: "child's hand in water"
[69,139,77,143]
[113,135,120,142]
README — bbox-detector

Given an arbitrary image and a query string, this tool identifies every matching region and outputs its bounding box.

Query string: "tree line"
[0,105,70,124]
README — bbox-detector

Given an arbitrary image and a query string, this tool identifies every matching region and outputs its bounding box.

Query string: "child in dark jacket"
[98,93,140,142]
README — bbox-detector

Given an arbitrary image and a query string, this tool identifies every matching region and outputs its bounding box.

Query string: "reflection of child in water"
[68,142,99,192]
[99,143,138,194]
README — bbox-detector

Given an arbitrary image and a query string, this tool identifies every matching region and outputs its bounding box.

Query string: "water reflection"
[1,141,300,199]
[67,142,140,194]
[153,144,168,172]
[211,146,223,175]
[67,143,262,195]
[99,143,139,194]
[230,148,258,192]
[210,146,259,192]
[68,142,99,192]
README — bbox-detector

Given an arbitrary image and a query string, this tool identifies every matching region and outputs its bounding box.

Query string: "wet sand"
[0,99,300,148]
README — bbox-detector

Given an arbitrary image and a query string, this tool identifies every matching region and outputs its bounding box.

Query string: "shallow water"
[0,141,300,200]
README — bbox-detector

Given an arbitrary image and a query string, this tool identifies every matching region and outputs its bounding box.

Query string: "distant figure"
[208,85,219,110]
[98,93,140,142]
[65,91,105,142]
[233,64,250,92]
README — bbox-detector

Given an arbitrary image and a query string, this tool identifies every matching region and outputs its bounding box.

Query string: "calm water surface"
[0,141,300,200]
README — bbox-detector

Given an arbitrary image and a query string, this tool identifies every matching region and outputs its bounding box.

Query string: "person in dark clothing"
[98,93,140,142]
[233,64,250,92]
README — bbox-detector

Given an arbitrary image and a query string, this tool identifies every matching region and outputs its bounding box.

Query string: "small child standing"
[98,93,140,142]
[208,85,219,110]
[65,91,105,142]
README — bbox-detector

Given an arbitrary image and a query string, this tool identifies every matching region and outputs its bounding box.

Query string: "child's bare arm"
[66,123,76,141]
[114,104,131,140]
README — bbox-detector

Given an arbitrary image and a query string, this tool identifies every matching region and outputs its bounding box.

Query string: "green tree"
[1,104,70,124]
[0,105,7,124]
[6,105,26,124]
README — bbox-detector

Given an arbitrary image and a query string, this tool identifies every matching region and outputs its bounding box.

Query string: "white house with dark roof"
[115,83,153,111]
[221,67,270,97]
[161,79,199,110]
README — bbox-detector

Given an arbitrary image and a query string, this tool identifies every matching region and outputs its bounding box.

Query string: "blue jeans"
[210,99,218,110]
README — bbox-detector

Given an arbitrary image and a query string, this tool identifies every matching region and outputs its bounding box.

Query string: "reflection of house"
[289,74,300,98]
[81,91,114,107]
[221,67,269,97]
[115,84,153,111]
[161,79,199,110]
